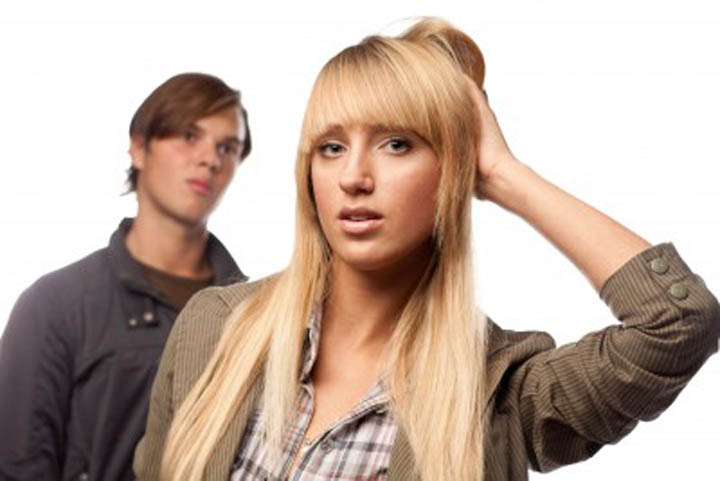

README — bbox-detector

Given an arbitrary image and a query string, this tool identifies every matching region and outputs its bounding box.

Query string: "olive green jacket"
[133,243,719,480]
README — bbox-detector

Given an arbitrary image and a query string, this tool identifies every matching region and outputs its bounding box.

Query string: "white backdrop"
[1,1,718,479]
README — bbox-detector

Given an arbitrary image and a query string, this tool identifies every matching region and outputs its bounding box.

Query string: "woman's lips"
[338,207,383,235]
[339,217,384,235]
[187,179,211,195]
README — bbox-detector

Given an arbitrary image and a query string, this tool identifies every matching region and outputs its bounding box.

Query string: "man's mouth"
[187,179,212,195]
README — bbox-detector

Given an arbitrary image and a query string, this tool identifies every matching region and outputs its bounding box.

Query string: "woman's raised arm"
[466,77,650,291]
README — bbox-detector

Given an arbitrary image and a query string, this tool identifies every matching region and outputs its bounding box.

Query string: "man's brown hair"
[126,72,252,192]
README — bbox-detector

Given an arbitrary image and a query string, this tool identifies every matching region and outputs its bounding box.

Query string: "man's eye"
[217,143,238,157]
[181,130,196,143]
[386,138,411,153]
[318,142,345,157]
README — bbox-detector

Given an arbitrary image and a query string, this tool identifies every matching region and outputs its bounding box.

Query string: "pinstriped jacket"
[133,243,720,480]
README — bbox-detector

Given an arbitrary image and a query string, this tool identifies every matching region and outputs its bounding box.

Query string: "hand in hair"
[463,74,517,200]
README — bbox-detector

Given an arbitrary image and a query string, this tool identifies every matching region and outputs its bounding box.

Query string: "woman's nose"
[339,149,374,195]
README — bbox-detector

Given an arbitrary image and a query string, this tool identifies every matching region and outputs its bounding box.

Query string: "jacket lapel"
[388,428,418,480]
[388,318,512,480]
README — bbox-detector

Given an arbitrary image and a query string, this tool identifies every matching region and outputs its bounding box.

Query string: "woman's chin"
[331,242,432,276]
[334,252,394,273]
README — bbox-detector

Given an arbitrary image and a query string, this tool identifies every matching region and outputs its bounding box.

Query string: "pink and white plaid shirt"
[229,309,398,481]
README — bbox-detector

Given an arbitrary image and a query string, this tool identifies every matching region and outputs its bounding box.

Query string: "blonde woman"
[134,18,719,481]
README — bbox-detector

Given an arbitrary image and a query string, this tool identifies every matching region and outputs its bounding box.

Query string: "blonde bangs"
[300,37,467,158]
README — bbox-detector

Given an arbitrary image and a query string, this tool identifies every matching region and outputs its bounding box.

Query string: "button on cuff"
[669,282,689,300]
[650,257,670,274]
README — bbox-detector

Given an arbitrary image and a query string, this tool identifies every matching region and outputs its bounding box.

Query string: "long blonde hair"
[161,17,489,481]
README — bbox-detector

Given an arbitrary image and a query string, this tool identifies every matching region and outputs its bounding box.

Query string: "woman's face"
[311,123,440,272]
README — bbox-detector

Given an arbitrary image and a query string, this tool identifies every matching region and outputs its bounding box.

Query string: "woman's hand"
[463,75,517,200]
[462,75,650,290]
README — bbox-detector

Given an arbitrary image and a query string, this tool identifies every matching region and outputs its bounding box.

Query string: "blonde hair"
[161,17,489,481]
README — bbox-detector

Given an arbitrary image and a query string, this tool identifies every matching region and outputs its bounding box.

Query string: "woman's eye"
[318,142,345,157]
[386,138,411,153]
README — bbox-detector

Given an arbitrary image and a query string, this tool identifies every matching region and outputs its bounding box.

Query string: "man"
[0,73,251,481]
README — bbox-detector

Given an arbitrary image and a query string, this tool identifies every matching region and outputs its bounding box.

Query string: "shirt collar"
[300,303,323,383]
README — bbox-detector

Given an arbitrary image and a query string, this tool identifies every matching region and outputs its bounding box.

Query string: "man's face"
[130,106,245,229]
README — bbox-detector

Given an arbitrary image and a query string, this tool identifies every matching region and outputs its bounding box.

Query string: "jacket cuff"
[599,242,718,332]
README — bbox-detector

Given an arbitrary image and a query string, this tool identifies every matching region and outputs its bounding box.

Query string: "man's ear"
[129,136,146,170]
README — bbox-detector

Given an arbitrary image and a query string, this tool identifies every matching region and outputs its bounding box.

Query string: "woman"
[134,18,719,481]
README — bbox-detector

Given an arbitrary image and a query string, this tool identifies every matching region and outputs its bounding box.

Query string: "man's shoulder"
[21,246,112,309]
[4,246,114,351]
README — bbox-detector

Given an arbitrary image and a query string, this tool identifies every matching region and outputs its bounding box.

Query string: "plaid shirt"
[229,308,398,481]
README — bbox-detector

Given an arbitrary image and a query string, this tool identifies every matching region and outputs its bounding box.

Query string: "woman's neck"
[322,243,434,349]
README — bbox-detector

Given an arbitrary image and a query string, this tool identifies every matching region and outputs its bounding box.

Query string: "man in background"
[0,72,251,481]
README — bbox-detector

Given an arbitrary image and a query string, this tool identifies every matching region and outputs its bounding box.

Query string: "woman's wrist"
[479,157,536,215]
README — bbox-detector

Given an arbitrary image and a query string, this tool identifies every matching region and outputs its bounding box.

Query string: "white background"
[1,1,718,479]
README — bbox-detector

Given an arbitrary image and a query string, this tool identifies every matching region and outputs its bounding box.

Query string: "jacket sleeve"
[0,280,74,480]
[514,242,720,472]
[132,299,181,481]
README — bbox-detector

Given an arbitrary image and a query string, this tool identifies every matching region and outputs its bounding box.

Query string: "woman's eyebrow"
[368,124,412,136]
[317,124,345,139]
[314,123,410,143]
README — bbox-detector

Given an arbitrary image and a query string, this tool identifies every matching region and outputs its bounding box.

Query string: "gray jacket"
[0,218,246,481]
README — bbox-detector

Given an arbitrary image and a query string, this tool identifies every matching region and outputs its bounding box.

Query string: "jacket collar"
[108,217,246,300]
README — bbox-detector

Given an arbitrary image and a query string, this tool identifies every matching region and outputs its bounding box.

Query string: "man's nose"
[197,139,222,171]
